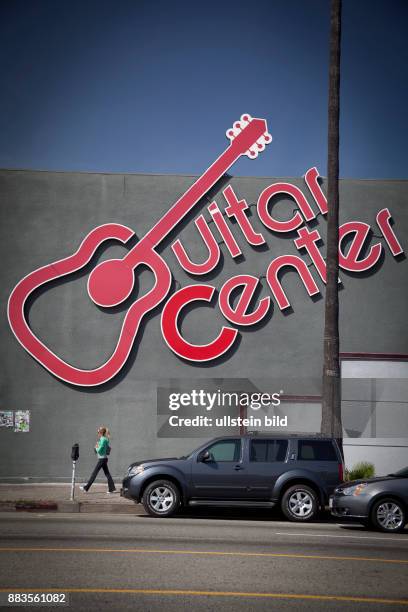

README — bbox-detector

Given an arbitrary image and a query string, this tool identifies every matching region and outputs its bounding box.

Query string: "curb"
[79,502,138,514]
[0,501,139,514]
[16,501,58,511]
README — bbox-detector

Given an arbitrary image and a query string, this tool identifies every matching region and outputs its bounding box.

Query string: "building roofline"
[0,167,407,182]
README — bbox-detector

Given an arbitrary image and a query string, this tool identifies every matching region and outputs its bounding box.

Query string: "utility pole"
[321,0,343,453]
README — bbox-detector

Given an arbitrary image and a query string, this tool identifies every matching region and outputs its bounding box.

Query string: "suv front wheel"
[142,480,180,518]
[281,484,319,522]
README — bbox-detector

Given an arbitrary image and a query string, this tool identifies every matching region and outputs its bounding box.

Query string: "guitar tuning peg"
[226,121,244,141]
[246,144,259,159]
[239,114,252,128]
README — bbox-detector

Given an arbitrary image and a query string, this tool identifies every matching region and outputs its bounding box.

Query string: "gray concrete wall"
[344,440,408,476]
[0,170,407,480]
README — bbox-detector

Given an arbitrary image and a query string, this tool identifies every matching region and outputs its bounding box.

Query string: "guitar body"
[7,223,173,386]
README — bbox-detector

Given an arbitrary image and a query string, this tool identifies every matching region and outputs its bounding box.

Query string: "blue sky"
[1,0,407,178]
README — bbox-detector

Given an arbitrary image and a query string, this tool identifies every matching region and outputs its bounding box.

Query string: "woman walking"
[80,426,116,494]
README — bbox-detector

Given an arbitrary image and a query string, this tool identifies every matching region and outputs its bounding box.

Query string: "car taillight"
[338,463,344,482]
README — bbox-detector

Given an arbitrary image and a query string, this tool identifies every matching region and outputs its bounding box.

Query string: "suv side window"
[250,439,288,462]
[206,439,241,462]
[298,440,337,461]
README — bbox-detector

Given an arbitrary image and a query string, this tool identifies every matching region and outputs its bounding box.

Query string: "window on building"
[341,359,408,438]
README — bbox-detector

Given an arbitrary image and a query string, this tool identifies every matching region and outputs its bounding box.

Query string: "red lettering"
[257,182,316,233]
[339,222,382,272]
[376,208,404,256]
[171,215,220,275]
[222,185,265,246]
[294,226,327,282]
[304,167,328,215]
[161,284,238,361]
[208,201,242,258]
[219,274,270,326]
[266,254,320,310]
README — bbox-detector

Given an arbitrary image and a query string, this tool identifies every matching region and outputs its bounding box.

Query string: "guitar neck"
[142,144,241,249]
[124,116,269,265]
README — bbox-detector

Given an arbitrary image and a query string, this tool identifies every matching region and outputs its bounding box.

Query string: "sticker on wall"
[0,411,14,428]
[14,410,30,433]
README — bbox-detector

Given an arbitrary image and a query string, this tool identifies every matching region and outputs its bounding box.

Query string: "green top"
[96,435,109,458]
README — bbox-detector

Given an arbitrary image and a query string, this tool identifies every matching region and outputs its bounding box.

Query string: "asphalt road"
[0,511,407,611]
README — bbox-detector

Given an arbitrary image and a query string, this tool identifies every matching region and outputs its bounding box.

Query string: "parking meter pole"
[70,461,76,501]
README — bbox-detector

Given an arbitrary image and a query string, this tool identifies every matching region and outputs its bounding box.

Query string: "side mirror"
[200,450,212,462]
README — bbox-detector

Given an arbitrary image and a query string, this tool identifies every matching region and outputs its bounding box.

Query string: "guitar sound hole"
[87,259,135,307]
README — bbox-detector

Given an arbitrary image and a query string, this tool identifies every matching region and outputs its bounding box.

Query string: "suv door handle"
[234,465,244,471]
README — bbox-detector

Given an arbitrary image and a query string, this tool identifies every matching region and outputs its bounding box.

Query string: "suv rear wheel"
[281,484,319,522]
[142,480,180,518]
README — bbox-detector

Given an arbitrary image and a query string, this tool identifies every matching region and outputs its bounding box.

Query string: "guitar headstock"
[226,114,272,159]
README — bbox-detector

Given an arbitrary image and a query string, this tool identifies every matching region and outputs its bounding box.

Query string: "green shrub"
[345,461,375,481]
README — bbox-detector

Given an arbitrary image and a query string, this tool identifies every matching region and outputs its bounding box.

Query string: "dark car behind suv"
[331,466,408,532]
[121,435,344,522]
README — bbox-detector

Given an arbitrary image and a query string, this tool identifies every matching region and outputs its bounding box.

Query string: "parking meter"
[70,443,79,501]
[71,443,79,461]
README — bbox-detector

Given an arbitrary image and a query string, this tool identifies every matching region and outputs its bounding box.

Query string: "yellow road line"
[0,588,407,605]
[0,546,407,565]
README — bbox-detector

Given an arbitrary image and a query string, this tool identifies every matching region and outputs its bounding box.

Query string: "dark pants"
[84,458,115,492]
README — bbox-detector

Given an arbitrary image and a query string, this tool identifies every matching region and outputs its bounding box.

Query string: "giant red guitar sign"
[7,114,404,386]
[7,115,272,386]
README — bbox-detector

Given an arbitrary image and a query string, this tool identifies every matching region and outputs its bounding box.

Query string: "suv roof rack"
[245,432,336,439]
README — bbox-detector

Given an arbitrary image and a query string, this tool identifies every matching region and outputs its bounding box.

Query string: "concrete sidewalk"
[0,483,143,514]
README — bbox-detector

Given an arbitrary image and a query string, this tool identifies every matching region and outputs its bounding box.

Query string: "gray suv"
[121,435,344,522]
